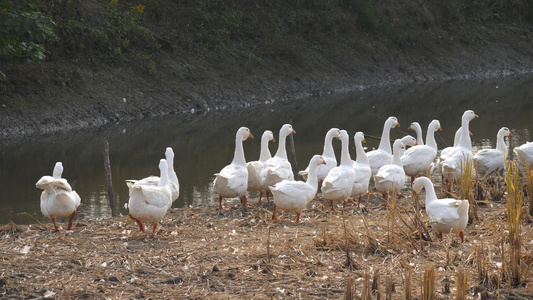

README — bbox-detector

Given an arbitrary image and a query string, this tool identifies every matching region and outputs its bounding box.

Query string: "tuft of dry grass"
[460,158,477,223]
[421,267,435,300]
[505,160,524,287]
[456,270,468,300]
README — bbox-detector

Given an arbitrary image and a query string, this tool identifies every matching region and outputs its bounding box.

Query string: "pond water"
[1,76,533,225]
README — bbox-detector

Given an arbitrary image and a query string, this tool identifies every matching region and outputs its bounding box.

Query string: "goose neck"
[378,121,393,154]
[232,136,247,166]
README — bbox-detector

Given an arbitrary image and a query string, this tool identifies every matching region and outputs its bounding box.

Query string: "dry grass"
[1,180,533,299]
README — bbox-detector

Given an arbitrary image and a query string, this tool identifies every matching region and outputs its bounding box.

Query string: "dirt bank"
[1,1,533,139]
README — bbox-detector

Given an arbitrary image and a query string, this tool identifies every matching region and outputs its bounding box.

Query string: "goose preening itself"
[126,147,180,202]
[513,142,533,169]
[321,130,356,211]
[247,130,276,203]
[367,116,400,176]
[439,110,479,183]
[412,176,469,243]
[374,139,406,200]
[473,127,512,178]
[128,159,173,233]
[408,122,424,146]
[214,127,254,209]
[401,120,442,185]
[36,162,81,231]
[350,132,372,207]
[271,155,326,222]
[260,124,296,192]
[399,135,418,157]
[298,128,341,185]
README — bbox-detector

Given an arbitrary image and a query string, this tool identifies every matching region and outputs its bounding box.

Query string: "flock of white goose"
[36,109,533,242]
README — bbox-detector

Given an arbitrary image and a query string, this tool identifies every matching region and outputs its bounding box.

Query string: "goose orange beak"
[249,133,255,139]
[396,123,401,127]
[438,127,443,131]
[292,130,297,134]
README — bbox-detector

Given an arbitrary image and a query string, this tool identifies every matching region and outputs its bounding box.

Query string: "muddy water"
[1,76,532,224]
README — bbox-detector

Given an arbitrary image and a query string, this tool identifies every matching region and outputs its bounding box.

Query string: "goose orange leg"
[153,223,158,233]
[129,213,145,232]
[51,218,60,232]
[240,195,247,207]
[67,210,77,230]
[296,212,301,223]
[459,231,464,243]
[330,200,338,212]
[219,196,223,209]
[272,204,278,221]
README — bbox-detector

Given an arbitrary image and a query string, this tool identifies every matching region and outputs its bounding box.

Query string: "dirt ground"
[1,179,533,299]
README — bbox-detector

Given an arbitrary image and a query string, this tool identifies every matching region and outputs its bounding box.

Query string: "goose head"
[165,147,175,161]
[310,155,327,167]
[386,116,400,129]
[262,130,276,143]
[237,127,254,141]
[463,110,479,122]
[498,127,512,138]
[327,128,341,140]
[429,120,442,132]
[354,131,366,144]
[401,135,417,147]
[280,124,296,138]
[53,162,63,179]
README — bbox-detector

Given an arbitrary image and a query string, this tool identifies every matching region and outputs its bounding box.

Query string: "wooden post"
[288,119,299,179]
[104,140,116,217]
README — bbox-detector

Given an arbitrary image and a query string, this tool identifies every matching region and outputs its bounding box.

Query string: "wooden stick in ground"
[104,140,116,217]
[19,212,48,230]
[288,119,299,179]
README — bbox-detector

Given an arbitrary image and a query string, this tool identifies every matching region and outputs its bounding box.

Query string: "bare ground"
[1,180,533,299]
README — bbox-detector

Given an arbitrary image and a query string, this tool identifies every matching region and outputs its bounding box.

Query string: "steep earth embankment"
[1,1,532,138]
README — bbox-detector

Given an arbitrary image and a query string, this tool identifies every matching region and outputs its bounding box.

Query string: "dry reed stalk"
[363,271,371,300]
[421,267,435,300]
[404,267,412,300]
[460,158,477,223]
[344,276,355,300]
[386,190,398,243]
[505,160,523,286]
[385,275,393,300]
[19,212,48,231]
[372,268,381,300]
[526,165,533,217]
[476,243,489,285]
[456,270,468,300]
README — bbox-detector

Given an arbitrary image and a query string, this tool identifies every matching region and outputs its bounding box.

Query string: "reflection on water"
[1,76,533,224]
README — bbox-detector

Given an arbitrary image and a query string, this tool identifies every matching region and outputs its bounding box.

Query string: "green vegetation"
[0,0,54,62]
[2,0,533,66]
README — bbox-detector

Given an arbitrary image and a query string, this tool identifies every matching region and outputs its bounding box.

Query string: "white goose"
[270,155,326,222]
[473,127,512,177]
[350,132,372,207]
[440,110,479,183]
[408,122,424,145]
[513,142,533,168]
[321,130,356,211]
[374,139,406,199]
[413,176,469,243]
[36,162,81,231]
[401,120,442,185]
[247,130,276,203]
[298,128,341,184]
[367,116,400,176]
[126,147,180,202]
[399,135,418,156]
[128,159,173,233]
[435,127,469,178]
[214,127,254,209]
[260,124,296,192]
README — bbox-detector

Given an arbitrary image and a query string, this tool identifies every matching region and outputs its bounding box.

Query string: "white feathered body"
[321,130,354,203]
[37,176,81,219]
[128,183,172,222]
[514,142,533,167]
[214,163,249,198]
[271,180,315,213]
[426,198,469,234]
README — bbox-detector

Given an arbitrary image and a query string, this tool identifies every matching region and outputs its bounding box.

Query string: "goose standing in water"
[36,162,81,231]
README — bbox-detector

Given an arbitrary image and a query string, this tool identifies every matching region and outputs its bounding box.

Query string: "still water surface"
[1,76,533,224]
